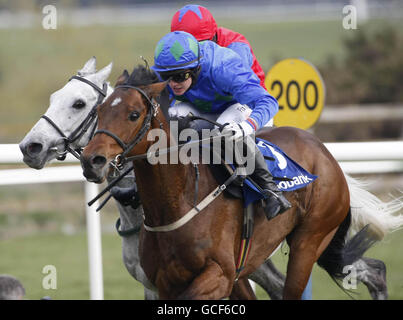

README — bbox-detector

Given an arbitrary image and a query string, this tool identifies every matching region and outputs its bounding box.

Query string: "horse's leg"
[144,287,158,300]
[283,245,316,299]
[352,257,388,300]
[249,259,285,300]
[229,279,257,300]
[176,260,233,300]
[283,228,338,299]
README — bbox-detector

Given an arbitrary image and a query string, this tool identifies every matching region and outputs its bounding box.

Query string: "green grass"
[1,18,403,142]
[0,232,143,300]
[1,230,402,300]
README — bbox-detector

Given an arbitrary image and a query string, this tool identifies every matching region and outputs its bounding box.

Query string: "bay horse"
[18,57,289,300]
[80,66,403,299]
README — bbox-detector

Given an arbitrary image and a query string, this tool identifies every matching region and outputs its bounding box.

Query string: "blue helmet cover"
[153,31,201,73]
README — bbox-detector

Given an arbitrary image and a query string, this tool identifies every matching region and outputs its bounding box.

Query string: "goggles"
[160,71,192,83]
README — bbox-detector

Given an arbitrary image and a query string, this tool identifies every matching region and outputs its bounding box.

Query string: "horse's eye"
[128,111,140,121]
[73,99,86,109]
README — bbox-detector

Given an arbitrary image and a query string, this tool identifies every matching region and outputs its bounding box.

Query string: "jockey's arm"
[212,48,278,129]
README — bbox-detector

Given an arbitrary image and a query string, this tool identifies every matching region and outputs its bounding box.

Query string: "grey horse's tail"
[317,209,377,296]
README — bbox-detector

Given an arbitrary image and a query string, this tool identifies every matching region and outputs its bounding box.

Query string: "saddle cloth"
[234,138,318,207]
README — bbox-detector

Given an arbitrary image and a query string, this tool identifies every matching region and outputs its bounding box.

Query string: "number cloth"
[238,138,318,207]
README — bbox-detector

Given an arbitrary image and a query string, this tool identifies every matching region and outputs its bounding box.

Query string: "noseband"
[93,84,160,170]
[41,75,108,160]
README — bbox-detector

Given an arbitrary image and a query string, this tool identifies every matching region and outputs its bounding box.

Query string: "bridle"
[85,84,226,211]
[93,84,160,171]
[41,75,108,160]
[87,83,162,210]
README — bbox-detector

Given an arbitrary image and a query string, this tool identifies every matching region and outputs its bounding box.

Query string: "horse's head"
[81,66,167,183]
[19,57,112,169]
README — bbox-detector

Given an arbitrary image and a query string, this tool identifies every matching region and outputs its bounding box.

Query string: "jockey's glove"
[221,119,255,141]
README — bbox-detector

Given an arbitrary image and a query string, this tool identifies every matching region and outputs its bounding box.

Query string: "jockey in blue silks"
[152,31,291,219]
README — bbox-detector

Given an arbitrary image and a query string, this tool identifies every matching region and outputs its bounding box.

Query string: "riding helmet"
[153,31,201,73]
[171,4,217,41]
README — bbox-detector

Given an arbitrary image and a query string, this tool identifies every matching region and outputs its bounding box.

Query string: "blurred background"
[0,0,402,300]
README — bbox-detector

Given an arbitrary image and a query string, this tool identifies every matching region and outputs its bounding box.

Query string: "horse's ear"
[145,81,168,99]
[78,56,97,76]
[115,69,130,86]
[93,62,113,84]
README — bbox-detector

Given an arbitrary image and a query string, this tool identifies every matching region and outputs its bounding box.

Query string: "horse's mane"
[124,64,170,119]
[124,64,159,86]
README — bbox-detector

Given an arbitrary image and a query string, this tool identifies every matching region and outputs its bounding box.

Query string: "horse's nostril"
[91,155,107,168]
[27,143,43,156]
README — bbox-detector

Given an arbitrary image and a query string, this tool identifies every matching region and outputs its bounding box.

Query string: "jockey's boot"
[242,137,292,220]
[110,184,141,209]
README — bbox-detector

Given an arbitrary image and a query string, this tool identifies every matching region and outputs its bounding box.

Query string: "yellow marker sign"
[265,58,325,129]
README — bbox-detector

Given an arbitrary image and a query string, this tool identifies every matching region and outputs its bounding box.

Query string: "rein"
[41,75,107,160]
[88,101,232,210]
[88,129,233,210]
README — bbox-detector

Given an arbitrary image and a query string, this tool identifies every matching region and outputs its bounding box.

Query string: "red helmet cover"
[171,5,217,41]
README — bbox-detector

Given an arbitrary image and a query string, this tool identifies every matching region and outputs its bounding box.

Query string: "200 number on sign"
[265,58,325,130]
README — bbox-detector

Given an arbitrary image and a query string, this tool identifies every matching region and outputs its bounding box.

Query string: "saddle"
[208,137,318,208]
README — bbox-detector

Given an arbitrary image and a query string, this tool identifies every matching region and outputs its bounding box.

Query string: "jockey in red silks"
[171,4,267,90]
